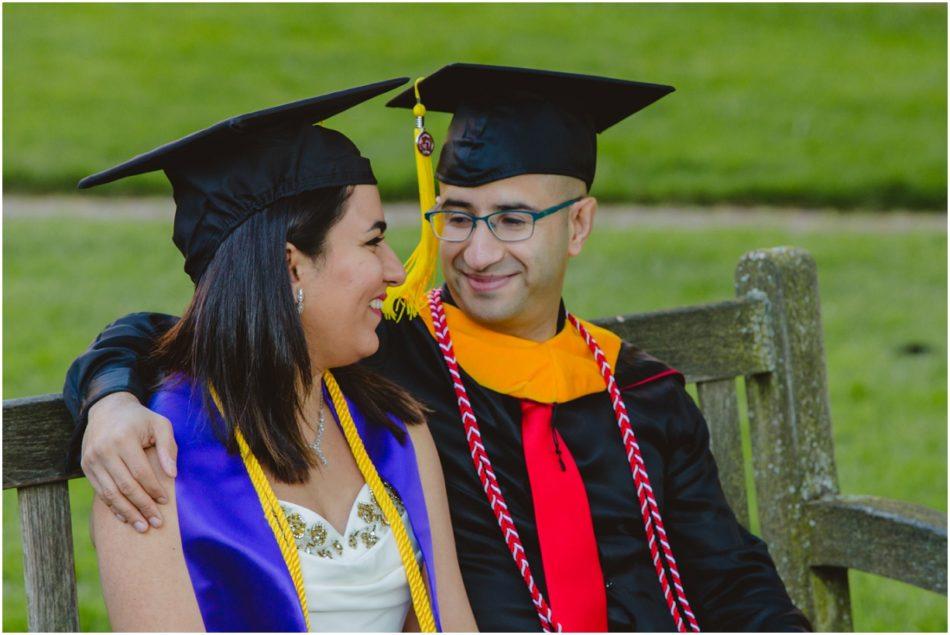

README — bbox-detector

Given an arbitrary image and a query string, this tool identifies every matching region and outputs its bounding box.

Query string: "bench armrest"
[805,495,947,594]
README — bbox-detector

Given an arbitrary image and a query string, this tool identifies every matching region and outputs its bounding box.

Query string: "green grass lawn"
[3,212,946,631]
[3,3,947,209]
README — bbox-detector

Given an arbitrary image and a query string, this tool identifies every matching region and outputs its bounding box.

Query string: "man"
[64,64,810,631]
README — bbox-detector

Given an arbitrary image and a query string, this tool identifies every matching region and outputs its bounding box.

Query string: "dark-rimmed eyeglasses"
[423,197,582,243]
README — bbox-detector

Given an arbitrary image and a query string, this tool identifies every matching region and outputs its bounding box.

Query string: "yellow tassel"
[382,77,439,321]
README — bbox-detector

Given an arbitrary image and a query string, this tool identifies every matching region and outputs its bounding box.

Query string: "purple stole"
[149,377,442,632]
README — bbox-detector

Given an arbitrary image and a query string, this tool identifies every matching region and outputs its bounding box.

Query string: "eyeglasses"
[424,197,582,243]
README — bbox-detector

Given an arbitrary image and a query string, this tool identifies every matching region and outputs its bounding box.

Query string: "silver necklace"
[308,397,329,466]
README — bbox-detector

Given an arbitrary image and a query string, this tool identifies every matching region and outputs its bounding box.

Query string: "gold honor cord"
[212,378,437,632]
[323,370,438,631]
[382,76,439,321]
[209,388,311,631]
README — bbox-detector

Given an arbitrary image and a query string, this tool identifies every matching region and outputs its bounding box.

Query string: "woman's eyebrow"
[366,220,388,233]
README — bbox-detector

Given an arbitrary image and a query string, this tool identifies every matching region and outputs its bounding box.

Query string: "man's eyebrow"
[439,198,475,210]
[493,201,537,212]
[367,220,387,233]
[439,199,538,213]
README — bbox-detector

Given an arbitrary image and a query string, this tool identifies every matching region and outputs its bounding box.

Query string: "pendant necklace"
[309,386,329,466]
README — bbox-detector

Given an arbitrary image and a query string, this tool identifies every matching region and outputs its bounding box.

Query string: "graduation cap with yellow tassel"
[380,78,439,320]
[382,64,675,320]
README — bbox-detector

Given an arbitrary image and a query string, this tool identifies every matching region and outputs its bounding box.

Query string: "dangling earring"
[295,287,304,314]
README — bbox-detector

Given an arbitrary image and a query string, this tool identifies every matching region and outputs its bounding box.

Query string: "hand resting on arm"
[64,312,179,532]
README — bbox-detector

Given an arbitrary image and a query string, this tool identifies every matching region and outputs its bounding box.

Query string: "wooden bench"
[4,247,946,631]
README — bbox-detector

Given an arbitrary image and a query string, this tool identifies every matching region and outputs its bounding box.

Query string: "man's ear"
[286,242,303,284]
[567,196,597,257]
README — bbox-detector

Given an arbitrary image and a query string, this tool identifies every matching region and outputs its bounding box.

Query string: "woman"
[85,80,476,632]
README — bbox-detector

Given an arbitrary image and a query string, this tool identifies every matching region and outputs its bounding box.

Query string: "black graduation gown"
[63,300,811,632]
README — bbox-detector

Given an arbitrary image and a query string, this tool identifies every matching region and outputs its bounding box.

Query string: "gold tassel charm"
[382,77,440,321]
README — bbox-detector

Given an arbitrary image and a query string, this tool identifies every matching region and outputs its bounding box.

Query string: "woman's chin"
[357,335,381,361]
[334,333,380,368]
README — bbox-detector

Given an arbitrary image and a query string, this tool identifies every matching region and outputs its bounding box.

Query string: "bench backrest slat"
[592,295,774,382]
[696,377,750,528]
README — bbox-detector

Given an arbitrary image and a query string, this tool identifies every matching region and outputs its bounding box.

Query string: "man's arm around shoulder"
[64,311,179,534]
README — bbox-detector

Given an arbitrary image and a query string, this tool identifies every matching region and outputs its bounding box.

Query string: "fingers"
[123,443,169,509]
[81,462,109,517]
[84,457,150,533]
[80,394,177,533]
[114,450,166,530]
[150,416,179,479]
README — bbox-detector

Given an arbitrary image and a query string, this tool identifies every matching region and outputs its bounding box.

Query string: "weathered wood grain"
[736,247,853,631]
[697,378,750,528]
[592,296,774,383]
[3,394,81,489]
[806,495,948,595]
[18,483,80,631]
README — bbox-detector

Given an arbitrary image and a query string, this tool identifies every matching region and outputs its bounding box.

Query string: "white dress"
[280,483,422,632]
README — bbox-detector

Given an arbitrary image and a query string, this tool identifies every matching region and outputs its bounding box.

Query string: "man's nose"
[462,220,505,270]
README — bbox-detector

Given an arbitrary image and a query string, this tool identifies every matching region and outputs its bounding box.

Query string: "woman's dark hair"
[152,186,426,483]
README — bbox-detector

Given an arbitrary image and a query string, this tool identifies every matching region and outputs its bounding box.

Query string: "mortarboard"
[380,64,674,320]
[386,63,675,189]
[79,77,409,283]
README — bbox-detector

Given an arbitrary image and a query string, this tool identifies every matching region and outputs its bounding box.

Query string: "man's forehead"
[438,174,582,208]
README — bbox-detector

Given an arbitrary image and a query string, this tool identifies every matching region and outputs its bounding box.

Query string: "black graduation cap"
[79,77,409,283]
[386,63,674,189]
